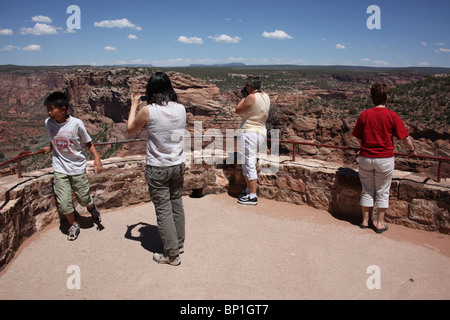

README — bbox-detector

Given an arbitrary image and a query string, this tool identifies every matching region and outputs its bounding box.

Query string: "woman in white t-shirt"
[127,72,186,266]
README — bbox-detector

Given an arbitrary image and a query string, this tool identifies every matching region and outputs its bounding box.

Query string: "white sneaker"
[237,194,258,205]
[153,253,181,266]
[67,223,80,241]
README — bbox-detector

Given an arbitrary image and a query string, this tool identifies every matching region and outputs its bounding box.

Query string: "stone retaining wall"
[1,155,449,271]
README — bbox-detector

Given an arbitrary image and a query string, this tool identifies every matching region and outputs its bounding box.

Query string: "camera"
[140,95,147,102]
[241,87,249,98]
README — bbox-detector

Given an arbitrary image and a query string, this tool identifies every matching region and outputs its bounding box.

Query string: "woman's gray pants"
[145,163,186,257]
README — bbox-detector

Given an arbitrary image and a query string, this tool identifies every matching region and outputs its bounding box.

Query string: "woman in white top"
[127,72,186,266]
[236,76,271,205]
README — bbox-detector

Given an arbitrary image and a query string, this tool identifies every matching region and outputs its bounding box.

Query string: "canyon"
[0,65,448,178]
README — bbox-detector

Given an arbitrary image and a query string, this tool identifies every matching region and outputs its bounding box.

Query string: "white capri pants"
[358,156,395,209]
[241,131,266,181]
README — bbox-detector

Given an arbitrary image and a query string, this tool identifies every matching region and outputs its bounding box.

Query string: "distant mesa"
[189,63,247,67]
[101,64,154,68]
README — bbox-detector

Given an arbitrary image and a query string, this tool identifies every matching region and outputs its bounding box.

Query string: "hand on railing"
[39,146,51,154]
[406,150,417,158]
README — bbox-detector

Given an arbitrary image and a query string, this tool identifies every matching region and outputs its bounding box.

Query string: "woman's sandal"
[375,225,389,234]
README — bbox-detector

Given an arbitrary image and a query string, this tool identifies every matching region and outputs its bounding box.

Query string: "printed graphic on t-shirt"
[45,117,92,175]
[53,137,73,154]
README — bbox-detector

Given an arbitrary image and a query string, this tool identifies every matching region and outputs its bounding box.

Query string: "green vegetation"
[389,75,450,129]
[169,67,449,134]
[309,74,450,133]
[1,65,449,174]
[168,66,371,92]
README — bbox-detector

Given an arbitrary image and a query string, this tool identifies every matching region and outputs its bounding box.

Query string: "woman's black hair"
[145,72,178,106]
[244,76,262,90]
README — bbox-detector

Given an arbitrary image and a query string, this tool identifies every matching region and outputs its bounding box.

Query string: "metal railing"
[1,137,449,182]
[0,139,146,179]
[267,139,449,183]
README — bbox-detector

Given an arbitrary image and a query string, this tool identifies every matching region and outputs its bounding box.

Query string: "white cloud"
[94,18,141,31]
[23,44,42,51]
[419,62,430,66]
[20,23,58,35]
[421,41,427,46]
[0,44,20,51]
[228,57,246,61]
[31,15,52,24]
[0,29,13,36]
[336,43,346,49]
[373,59,389,66]
[435,48,450,53]
[130,59,148,64]
[178,36,203,44]
[208,34,241,43]
[152,57,194,66]
[151,57,224,67]
[262,30,292,40]
[359,58,389,66]
[127,34,138,40]
[104,46,116,51]
[435,42,446,46]
[224,18,242,23]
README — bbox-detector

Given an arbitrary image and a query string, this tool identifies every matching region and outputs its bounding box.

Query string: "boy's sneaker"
[153,253,181,266]
[88,204,101,223]
[237,194,258,205]
[67,223,80,241]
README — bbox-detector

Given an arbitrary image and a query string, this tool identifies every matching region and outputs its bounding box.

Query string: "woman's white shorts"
[241,131,266,181]
[358,156,395,208]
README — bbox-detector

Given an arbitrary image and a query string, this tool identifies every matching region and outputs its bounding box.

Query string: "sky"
[0,0,449,67]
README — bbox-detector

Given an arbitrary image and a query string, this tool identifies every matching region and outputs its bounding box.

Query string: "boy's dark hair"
[244,76,262,90]
[45,91,69,109]
[370,83,388,105]
[146,72,177,106]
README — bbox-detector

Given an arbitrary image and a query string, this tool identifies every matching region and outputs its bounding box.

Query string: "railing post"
[292,142,296,162]
[17,159,22,178]
[437,160,442,183]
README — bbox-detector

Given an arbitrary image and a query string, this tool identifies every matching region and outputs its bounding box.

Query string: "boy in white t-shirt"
[41,92,103,240]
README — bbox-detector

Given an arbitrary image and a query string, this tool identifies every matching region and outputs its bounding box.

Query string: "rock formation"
[0,66,448,178]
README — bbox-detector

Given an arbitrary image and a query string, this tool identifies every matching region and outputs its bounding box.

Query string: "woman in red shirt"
[352,83,416,234]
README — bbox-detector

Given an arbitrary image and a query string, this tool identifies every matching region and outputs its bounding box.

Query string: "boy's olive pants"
[54,171,93,215]
[145,163,186,257]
